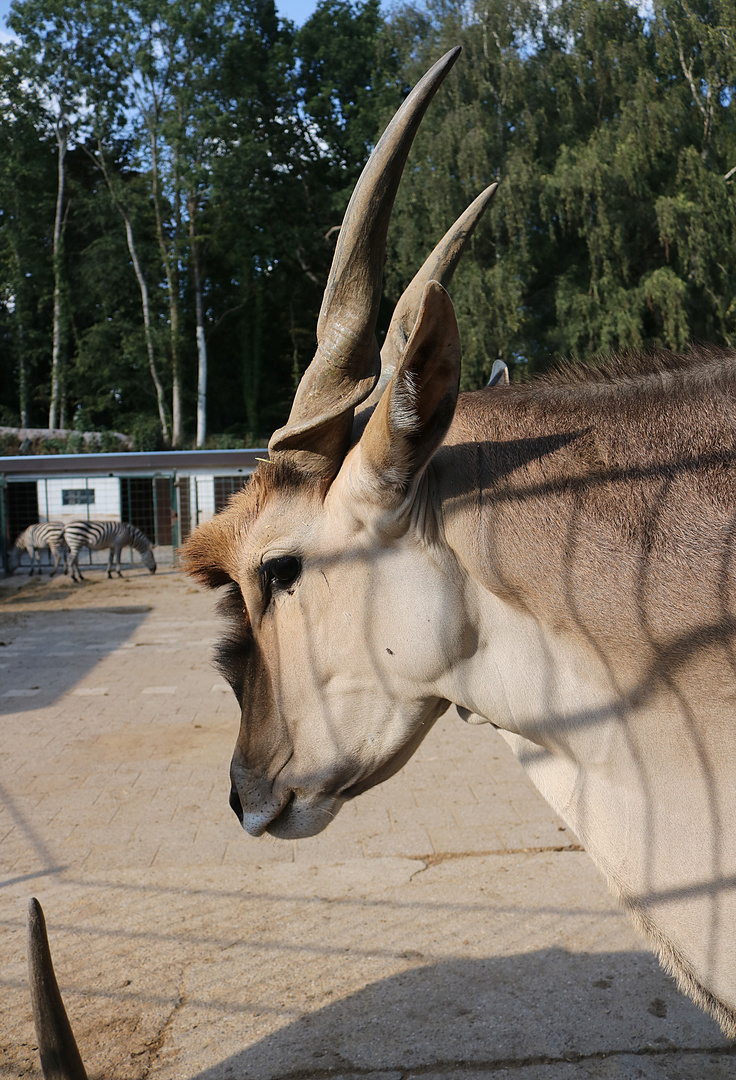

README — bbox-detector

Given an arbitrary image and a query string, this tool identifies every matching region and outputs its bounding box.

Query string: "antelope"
[25,52,736,1072]
[182,47,736,1035]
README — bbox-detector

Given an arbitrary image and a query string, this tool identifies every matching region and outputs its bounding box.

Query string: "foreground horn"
[28,898,88,1080]
[360,182,499,413]
[269,47,461,479]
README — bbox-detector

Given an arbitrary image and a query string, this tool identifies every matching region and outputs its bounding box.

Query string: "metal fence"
[0,449,263,575]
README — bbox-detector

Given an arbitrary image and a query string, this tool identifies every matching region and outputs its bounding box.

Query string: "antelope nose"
[229,784,243,822]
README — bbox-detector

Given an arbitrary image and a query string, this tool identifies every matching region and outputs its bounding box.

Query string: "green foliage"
[65,430,85,453]
[0,47,56,423]
[2,0,736,439]
[99,429,120,452]
[130,414,163,452]
[297,0,397,171]
[40,437,66,453]
[384,0,736,384]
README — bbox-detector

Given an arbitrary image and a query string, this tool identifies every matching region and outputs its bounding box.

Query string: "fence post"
[152,475,159,546]
[0,474,7,575]
[85,475,92,565]
[171,472,179,560]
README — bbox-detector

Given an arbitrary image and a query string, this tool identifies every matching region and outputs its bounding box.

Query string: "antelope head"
[184,49,498,840]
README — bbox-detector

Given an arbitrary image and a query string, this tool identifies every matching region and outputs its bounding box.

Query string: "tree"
[0,45,55,426]
[383,0,736,382]
[71,0,173,444]
[9,0,94,428]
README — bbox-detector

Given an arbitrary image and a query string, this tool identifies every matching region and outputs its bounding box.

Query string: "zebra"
[62,521,156,581]
[8,523,69,576]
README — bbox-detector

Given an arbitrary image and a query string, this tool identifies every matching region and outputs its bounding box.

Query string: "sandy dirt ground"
[0,564,733,1079]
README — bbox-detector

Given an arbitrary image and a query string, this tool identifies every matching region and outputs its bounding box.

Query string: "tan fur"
[440,347,736,650]
[182,462,325,588]
[184,344,736,1034]
[182,50,736,1035]
[620,888,736,1038]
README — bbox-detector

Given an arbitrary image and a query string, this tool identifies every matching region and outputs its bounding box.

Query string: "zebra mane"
[128,524,152,552]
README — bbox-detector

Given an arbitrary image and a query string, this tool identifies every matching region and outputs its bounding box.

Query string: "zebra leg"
[50,546,59,577]
[116,543,124,577]
[70,552,83,582]
[106,548,114,579]
[28,546,36,576]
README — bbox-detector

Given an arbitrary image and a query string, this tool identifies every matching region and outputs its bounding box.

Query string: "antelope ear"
[354,280,461,501]
[181,513,238,588]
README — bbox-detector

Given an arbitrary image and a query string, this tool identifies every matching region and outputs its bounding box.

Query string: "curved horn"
[27,898,88,1080]
[269,47,462,479]
[360,182,498,412]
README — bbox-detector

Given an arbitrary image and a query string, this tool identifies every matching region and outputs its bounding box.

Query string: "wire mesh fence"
[0,450,260,576]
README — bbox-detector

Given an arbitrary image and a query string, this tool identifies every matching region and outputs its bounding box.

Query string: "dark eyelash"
[260,556,302,595]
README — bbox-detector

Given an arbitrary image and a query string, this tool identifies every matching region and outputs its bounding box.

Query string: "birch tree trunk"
[171,148,183,447]
[150,124,183,447]
[189,196,207,447]
[124,214,171,447]
[48,121,67,430]
[13,249,29,426]
[92,142,171,445]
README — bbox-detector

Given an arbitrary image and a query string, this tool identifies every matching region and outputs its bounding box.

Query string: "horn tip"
[428,46,461,81]
[438,46,462,74]
[28,896,45,930]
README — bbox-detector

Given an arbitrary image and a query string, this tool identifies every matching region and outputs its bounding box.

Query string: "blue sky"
[0,0,321,40]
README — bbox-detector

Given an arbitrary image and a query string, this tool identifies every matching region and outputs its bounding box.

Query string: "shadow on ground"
[184,951,734,1080]
[0,603,150,714]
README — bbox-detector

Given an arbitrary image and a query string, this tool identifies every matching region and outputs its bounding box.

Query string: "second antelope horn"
[269,47,462,478]
[361,182,499,412]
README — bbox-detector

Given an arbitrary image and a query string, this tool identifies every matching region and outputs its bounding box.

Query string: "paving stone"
[388,805,457,830]
[222,838,296,864]
[493,820,574,850]
[0,570,731,1080]
[361,827,435,858]
[426,825,506,854]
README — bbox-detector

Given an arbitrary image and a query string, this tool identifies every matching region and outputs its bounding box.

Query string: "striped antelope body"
[63,520,156,581]
[8,523,69,576]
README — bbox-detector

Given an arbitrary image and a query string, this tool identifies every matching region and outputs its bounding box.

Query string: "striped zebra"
[8,523,69,576]
[62,521,156,581]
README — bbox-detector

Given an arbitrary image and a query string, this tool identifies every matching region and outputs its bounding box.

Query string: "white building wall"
[37,477,121,524]
[189,475,215,530]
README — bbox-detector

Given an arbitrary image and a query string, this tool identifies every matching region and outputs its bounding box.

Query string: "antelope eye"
[261,555,301,590]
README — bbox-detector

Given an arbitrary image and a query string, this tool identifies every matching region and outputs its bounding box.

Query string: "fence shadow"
[0,603,150,715]
[189,950,734,1080]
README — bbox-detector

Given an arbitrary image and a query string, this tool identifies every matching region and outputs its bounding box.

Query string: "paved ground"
[0,565,733,1079]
